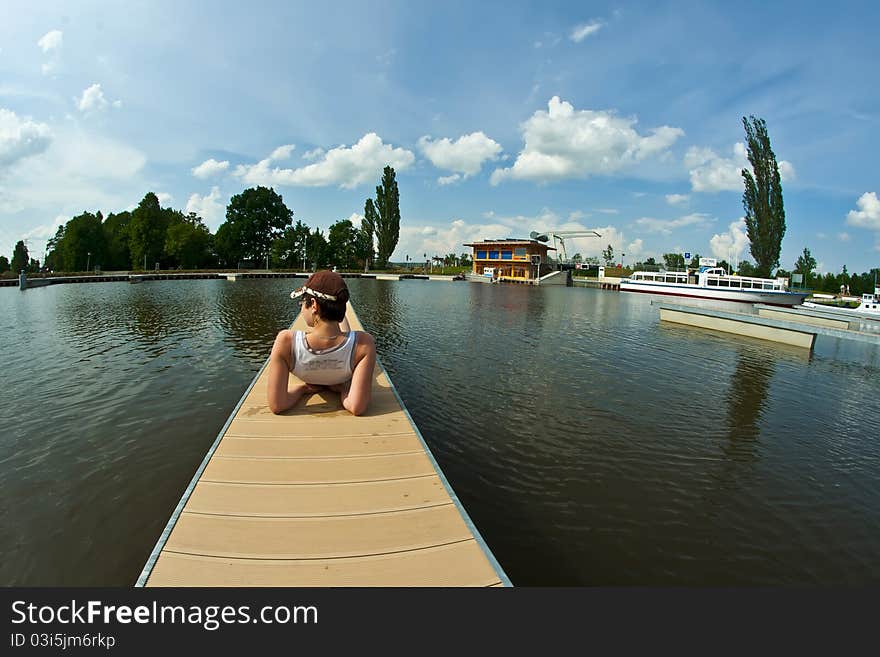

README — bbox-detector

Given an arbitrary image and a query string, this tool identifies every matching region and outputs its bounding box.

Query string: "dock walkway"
[137,304,509,587]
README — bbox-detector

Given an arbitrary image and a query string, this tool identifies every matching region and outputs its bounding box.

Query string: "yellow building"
[463,239,555,282]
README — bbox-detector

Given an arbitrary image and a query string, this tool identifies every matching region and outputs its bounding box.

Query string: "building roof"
[462,238,555,251]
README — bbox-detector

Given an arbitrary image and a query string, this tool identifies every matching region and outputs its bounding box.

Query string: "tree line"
[1,166,402,275]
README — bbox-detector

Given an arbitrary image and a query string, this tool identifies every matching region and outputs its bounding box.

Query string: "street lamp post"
[86,251,91,273]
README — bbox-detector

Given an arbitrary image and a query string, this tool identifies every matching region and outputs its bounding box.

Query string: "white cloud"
[635,213,711,235]
[185,187,225,231]
[37,30,63,75]
[269,144,295,161]
[0,108,52,169]
[156,192,174,206]
[627,238,644,258]
[37,30,62,53]
[234,133,414,189]
[438,174,461,186]
[687,142,795,192]
[418,132,503,183]
[665,193,689,205]
[594,208,619,214]
[347,212,363,228]
[77,84,119,113]
[302,147,325,161]
[838,232,851,242]
[0,128,146,214]
[191,158,230,179]
[846,192,880,230]
[709,217,751,262]
[570,22,603,42]
[491,96,684,185]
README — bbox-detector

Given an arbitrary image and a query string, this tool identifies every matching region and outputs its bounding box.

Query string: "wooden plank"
[215,433,423,458]
[202,452,437,484]
[224,413,415,438]
[164,505,471,559]
[147,541,502,587]
[185,477,451,517]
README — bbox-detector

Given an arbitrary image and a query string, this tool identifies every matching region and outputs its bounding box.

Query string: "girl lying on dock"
[267,270,376,415]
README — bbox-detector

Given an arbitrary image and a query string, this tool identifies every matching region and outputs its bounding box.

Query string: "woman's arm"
[266,330,320,414]
[338,332,376,416]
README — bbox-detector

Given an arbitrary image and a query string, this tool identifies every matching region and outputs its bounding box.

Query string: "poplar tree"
[373,166,400,268]
[361,198,377,271]
[741,116,786,278]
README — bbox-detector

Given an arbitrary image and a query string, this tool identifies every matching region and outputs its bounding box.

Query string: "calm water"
[1,279,879,586]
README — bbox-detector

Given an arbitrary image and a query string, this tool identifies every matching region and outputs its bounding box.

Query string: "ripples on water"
[1,279,878,585]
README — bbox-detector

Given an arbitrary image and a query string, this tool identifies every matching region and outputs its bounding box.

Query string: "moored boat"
[620,260,808,307]
[803,288,880,317]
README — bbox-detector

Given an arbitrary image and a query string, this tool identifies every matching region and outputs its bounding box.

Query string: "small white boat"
[620,264,808,307]
[803,289,880,317]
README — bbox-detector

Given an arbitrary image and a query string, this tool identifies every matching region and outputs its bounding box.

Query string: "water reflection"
[723,348,775,462]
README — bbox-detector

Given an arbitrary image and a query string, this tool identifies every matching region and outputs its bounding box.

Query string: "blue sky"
[1,0,878,273]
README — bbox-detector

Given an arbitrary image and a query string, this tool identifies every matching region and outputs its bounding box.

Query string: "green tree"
[601,244,614,267]
[10,240,29,273]
[271,220,310,268]
[129,192,167,270]
[59,211,105,271]
[225,186,293,265]
[460,252,472,268]
[741,115,786,277]
[373,166,400,268]
[793,247,817,287]
[165,213,211,268]
[360,198,378,271]
[214,221,243,267]
[663,253,685,270]
[44,225,66,271]
[306,228,330,269]
[688,253,701,269]
[0,255,9,273]
[737,260,758,277]
[327,219,358,270]
[102,211,132,270]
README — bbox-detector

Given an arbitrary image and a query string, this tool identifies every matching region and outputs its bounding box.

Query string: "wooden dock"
[137,304,509,587]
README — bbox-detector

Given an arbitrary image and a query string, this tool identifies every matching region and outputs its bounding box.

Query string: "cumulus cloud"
[234,133,414,189]
[156,192,174,206]
[491,96,684,185]
[347,212,363,228]
[837,232,851,242]
[418,132,503,183]
[665,193,689,205]
[191,158,230,179]
[687,142,795,192]
[635,213,711,235]
[37,30,63,75]
[709,217,750,262]
[0,108,52,169]
[570,22,603,42]
[77,84,121,113]
[846,192,880,230]
[627,238,645,259]
[185,187,225,231]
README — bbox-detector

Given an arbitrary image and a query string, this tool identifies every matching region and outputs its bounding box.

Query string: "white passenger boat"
[620,263,808,307]
[802,289,880,317]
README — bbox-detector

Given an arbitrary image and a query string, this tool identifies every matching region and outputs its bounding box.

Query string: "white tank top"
[290,330,357,385]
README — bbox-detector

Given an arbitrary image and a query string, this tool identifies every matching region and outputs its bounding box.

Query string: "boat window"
[707,279,718,286]
[763,283,773,290]
[728,279,741,288]
[719,280,729,287]
[741,281,751,288]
